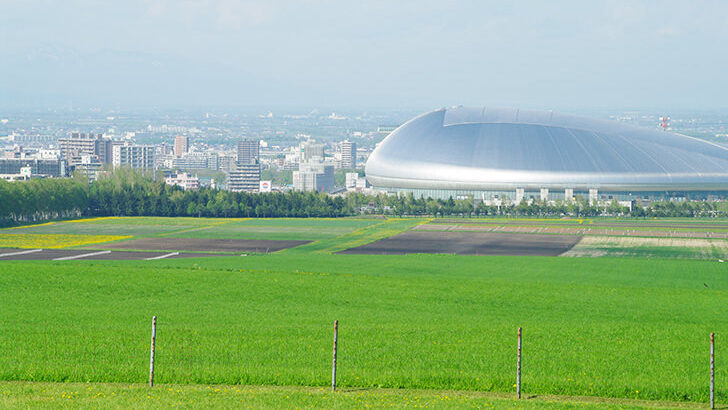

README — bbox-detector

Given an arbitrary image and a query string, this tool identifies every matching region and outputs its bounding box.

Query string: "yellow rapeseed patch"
[65,217,122,224]
[0,222,56,231]
[0,234,131,249]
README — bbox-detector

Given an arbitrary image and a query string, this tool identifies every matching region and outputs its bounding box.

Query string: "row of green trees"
[85,168,351,218]
[1,169,727,226]
[0,178,87,224]
[376,194,722,218]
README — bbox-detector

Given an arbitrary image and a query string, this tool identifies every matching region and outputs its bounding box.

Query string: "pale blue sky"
[1,0,727,110]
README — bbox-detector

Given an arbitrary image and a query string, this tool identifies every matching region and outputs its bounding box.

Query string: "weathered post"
[332,320,339,392]
[711,332,715,409]
[149,316,157,387]
[517,327,522,399]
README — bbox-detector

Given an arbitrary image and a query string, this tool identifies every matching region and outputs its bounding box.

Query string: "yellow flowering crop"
[64,217,122,224]
[0,234,131,249]
[0,222,56,231]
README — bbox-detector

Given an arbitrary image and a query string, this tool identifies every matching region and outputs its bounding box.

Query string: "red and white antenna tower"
[660,115,670,131]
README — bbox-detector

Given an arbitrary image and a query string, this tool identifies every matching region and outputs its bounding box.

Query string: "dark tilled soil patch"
[337,231,582,256]
[93,237,311,253]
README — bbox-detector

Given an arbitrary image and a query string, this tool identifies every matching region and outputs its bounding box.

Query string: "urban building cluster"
[5,107,728,207]
[0,128,371,195]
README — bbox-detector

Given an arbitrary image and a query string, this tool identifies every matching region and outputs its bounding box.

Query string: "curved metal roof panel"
[365,107,728,191]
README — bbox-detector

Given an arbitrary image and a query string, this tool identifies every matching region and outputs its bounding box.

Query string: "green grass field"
[1,253,726,405]
[171,218,385,241]
[0,381,694,409]
[0,217,386,242]
[0,216,393,249]
[6,215,728,259]
[2,216,728,408]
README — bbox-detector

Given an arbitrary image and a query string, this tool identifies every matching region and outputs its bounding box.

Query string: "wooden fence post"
[517,327,522,399]
[711,332,715,409]
[332,320,338,392]
[149,316,157,387]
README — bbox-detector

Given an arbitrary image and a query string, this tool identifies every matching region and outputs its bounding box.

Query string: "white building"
[340,140,356,169]
[300,141,325,162]
[345,172,359,189]
[172,152,209,170]
[293,162,334,192]
[218,155,237,172]
[228,163,261,193]
[112,144,155,169]
[58,133,113,166]
[165,172,199,190]
[345,172,369,192]
[37,149,61,160]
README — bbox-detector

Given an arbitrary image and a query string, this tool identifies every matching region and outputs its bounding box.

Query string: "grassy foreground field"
[2,216,728,408]
[0,216,387,245]
[0,381,699,409]
[1,253,727,405]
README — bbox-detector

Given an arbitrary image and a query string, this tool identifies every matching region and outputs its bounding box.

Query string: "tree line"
[0,169,726,226]
[0,178,87,225]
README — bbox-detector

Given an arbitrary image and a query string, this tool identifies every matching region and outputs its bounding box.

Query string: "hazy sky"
[2,0,727,111]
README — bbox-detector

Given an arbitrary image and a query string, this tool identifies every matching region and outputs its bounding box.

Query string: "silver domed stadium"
[365,106,728,203]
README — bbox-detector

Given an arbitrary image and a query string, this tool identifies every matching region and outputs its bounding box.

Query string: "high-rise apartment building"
[232,138,260,192]
[293,162,334,192]
[300,141,325,162]
[112,144,155,169]
[170,152,219,170]
[228,164,261,193]
[218,155,237,172]
[207,152,219,170]
[174,135,189,156]
[96,138,113,164]
[159,142,174,156]
[340,140,356,169]
[237,139,259,166]
[58,133,111,166]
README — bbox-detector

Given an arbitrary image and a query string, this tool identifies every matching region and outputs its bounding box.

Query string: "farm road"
[0,248,227,261]
[94,237,311,253]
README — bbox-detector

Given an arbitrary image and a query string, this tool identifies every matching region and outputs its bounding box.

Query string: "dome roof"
[365,107,728,191]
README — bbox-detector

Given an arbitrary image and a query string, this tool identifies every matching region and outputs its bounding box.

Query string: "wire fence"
[145,316,719,408]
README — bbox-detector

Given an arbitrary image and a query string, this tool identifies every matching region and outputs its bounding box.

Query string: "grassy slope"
[0,217,386,243]
[285,218,429,253]
[0,381,699,409]
[169,218,383,241]
[6,216,728,259]
[1,254,726,404]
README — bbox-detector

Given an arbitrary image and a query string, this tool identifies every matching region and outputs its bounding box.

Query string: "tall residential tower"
[231,138,261,192]
[174,135,189,156]
[340,140,356,169]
